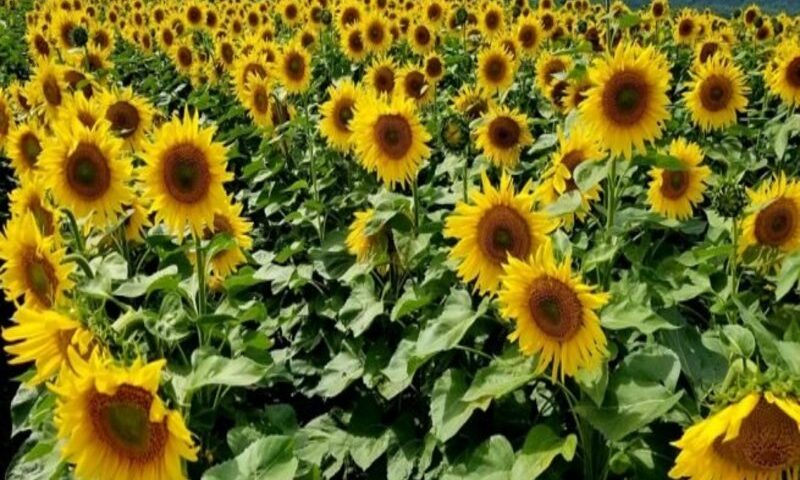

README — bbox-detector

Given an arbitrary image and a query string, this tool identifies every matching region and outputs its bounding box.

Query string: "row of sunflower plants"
[1,0,800,479]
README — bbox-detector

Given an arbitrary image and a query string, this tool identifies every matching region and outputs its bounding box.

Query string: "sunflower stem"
[729,218,739,300]
[412,177,421,233]
[462,151,470,203]
[65,210,86,256]
[194,234,207,319]
[603,155,618,288]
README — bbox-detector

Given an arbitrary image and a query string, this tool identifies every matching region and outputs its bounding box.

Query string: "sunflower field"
[3,0,800,478]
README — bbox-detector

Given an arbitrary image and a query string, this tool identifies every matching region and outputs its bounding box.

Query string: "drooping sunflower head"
[766,39,800,108]
[474,105,533,169]
[647,138,711,220]
[670,392,800,480]
[3,307,93,385]
[477,43,517,94]
[320,78,359,151]
[366,56,398,96]
[579,42,671,159]
[141,110,232,239]
[52,352,198,480]
[444,171,557,295]
[9,177,60,237]
[242,74,273,129]
[204,199,253,279]
[498,242,610,380]
[41,119,133,226]
[233,52,270,102]
[27,29,52,62]
[397,65,435,106]
[346,208,388,264]
[0,212,73,310]
[684,55,749,131]
[275,42,311,94]
[452,84,495,121]
[59,91,104,131]
[350,93,431,188]
[534,51,572,94]
[741,174,800,257]
[6,121,45,181]
[99,87,155,152]
[123,197,153,244]
[694,34,731,66]
[564,77,592,112]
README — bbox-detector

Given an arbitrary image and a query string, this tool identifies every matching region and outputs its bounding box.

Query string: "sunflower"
[6,122,45,181]
[397,66,435,106]
[278,0,303,26]
[685,56,749,131]
[52,351,198,480]
[320,78,358,151]
[535,129,605,229]
[740,174,800,256]
[674,10,698,44]
[475,106,533,169]
[28,61,67,121]
[9,178,60,237]
[0,213,73,309]
[52,10,83,50]
[140,110,231,239]
[350,93,431,188]
[766,40,800,108]
[365,56,398,96]
[240,74,272,129]
[534,51,572,94]
[201,199,253,278]
[171,41,197,77]
[478,2,505,40]
[669,392,800,480]
[3,307,93,385]
[647,138,711,220]
[498,242,610,379]
[444,171,556,294]
[515,16,542,57]
[341,26,369,63]
[346,209,387,263]
[650,0,668,20]
[41,120,132,226]
[123,197,152,243]
[408,21,435,55]
[452,84,494,121]
[564,77,592,112]
[60,91,104,130]
[423,53,445,83]
[363,12,391,54]
[336,0,364,32]
[275,42,311,94]
[99,87,155,152]
[579,42,671,159]
[232,52,270,102]
[477,43,517,94]
[27,30,52,62]
[694,34,731,66]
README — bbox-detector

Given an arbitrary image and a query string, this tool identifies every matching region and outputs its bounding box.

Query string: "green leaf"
[661,328,727,393]
[774,114,800,159]
[430,369,491,442]
[182,354,271,395]
[777,341,800,375]
[544,190,583,216]
[202,436,298,480]
[340,278,384,337]
[463,350,538,403]
[444,435,515,480]
[414,289,488,358]
[619,344,681,391]
[602,297,678,334]
[775,251,800,300]
[573,160,608,193]
[312,348,364,398]
[618,13,640,28]
[511,425,577,480]
[722,324,756,358]
[113,265,180,298]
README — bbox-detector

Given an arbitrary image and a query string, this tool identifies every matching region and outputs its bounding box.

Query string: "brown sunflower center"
[22,248,56,307]
[528,276,583,341]
[601,70,650,126]
[78,111,97,128]
[60,21,76,47]
[714,398,800,471]
[34,34,50,56]
[678,18,693,36]
[543,59,566,87]
[786,57,800,88]
[161,28,175,47]
[368,22,385,44]
[178,46,193,67]
[221,43,234,64]
[42,76,62,107]
[28,197,56,236]
[541,13,555,30]
[550,79,569,109]
[334,99,355,131]
[252,85,270,114]
[699,75,733,112]
[561,150,586,191]
[652,2,664,17]
[756,26,769,41]
[20,132,42,168]
[465,98,488,120]
[755,197,798,247]
[88,385,168,462]
[425,57,443,78]
[285,4,298,19]
[284,53,305,81]
[0,108,7,136]
[659,170,690,200]
[414,26,431,46]
[162,143,211,204]
[518,25,537,48]
[348,30,365,53]
[484,54,508,83]
[66,142,111,200]
[427,4,442,21]
[374,66,395,93]
[403,71,428,99]
[187,6,202,24]
[342,7,360,26]
[477,205,531,264]
[244,62,267,81]
[106,101,141,138]
[484,10,500,30]
[745,9,757,23]
[699,42,719,63]
[488,116,521,150]
[374,114,413,160]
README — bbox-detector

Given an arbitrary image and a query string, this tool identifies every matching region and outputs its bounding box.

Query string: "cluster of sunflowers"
[2,0,800,478]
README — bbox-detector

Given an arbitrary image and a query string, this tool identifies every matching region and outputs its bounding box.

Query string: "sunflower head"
[647,138,711,220]
[766,40,800,107]
[477,43,517,94]
[685,56,749,131]
[99,87,155,152]
[346,208,387,264]
[275,42,311,94]
[6,122,45,181]
[320,78,359,151]
[366,56,397,96]
[475,106,533,169]
[741,174,800,258]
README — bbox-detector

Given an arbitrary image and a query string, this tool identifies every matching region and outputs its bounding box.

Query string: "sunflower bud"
[754,16,764,28]
[577,20,587,33]
[454,6,468,26]
[440,115,469,152]
[71,26,89,47]
[320,9,332,25]
[711,179,747,219]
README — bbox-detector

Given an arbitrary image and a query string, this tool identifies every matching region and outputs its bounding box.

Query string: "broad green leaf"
[722,325,756,358]
[340,278,384,337]
[312,348,364,398]
[774,114,800,159]
[202,436,298,480]
[544,190,582,216]
[619,344,681,391]
[574,160,608,193]
[661,328,727,393]
[775,251,800,300]
[443,435,515,480]
[511,425,577,480]
[113,265,179,298]
[463,350,538,403]
[430,369,491,442]
[777,341,800,374]
[183,355,271,395]
[602,297,678,334]
[414,289,488,358]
